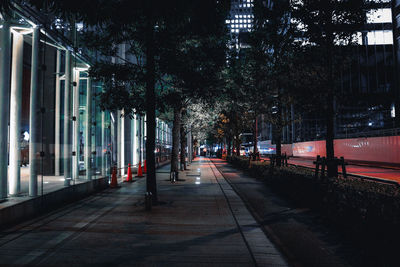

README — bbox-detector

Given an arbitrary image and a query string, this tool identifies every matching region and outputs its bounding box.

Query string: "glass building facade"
[0,4,172,200]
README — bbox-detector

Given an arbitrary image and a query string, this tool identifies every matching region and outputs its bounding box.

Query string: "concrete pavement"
[0,157,288,266]
[212,158,353,267]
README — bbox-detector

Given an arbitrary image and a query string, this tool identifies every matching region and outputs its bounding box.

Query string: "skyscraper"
[226,0,255,48]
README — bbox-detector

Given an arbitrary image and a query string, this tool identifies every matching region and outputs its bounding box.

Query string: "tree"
[156,2,229,175]
[7,0,229,203]
[291,0,368,176]
[236,0,299,164]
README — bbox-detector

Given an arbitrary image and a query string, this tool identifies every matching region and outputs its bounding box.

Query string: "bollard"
[145,192,152,211]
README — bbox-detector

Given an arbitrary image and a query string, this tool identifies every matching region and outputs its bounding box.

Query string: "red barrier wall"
[281,144,293,157]
[292,136,400,164]
[293,141,326,158]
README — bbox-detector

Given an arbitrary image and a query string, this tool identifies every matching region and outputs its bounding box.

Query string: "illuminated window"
[366,30,393,45]
[367,8,392,24]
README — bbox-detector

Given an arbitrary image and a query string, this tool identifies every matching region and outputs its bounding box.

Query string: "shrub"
[225,156,400,235]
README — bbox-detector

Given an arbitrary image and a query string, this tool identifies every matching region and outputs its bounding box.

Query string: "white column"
[121,113,125,176]
[138,115,142,164]
[29,26,40,197]
[0,20,11,199]
[101,111,106,176]
[9,32,24,196]
[72,69,80,180]
[63,50,72,184]
[132,114,138,165]
[85,78,92,180]
[117,110,122,176]
[142,114,147,164]
[140,115,143,163]
[54,50,61,176]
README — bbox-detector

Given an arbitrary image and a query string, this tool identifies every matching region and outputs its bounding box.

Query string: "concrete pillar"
[85,78,92,180]
[72,69,80,180]
[29,26,40,197]
[0,20,11,199]
[54,50,61,176]
[9,32,24,196]
[63,50,72,184]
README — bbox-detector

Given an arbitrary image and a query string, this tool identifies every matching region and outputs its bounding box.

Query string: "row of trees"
[1,0,231,203]
[0,0,377,204]
[209,0,372,176]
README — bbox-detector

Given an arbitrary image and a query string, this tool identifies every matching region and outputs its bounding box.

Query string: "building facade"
[0,3,172,200]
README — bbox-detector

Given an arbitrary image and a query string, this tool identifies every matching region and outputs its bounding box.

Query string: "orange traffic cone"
[136,161,144,177]
[110,166,119,188]
[143,160,147,174]
[125,163,133,182]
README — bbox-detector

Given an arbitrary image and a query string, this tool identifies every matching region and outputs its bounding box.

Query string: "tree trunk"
[180,123,187,170]
[253,116,258,160]
[326,89,335,176]
[171,105,181,174]
[275,103,282,167]
[235,135,240,156]
[145,4,157,203]
[227,135,232,156]
[326,36,336,177]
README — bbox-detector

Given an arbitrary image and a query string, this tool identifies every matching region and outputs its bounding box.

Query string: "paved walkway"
[0,157,287,267]
[0,168,105,211]
[212,158,352,267]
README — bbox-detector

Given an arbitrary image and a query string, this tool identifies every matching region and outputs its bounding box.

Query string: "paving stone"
[0,158,288,266]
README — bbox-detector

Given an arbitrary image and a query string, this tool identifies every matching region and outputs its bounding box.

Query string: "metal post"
[63,50,72,185]
[9,32,24,196]
[85,78,92,180]
[72,69,80,181]
[54,49,61,176]
[0,20,11,199]
[29,26,40,197]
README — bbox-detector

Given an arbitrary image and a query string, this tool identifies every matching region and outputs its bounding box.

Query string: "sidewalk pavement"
[0,157,288,267]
